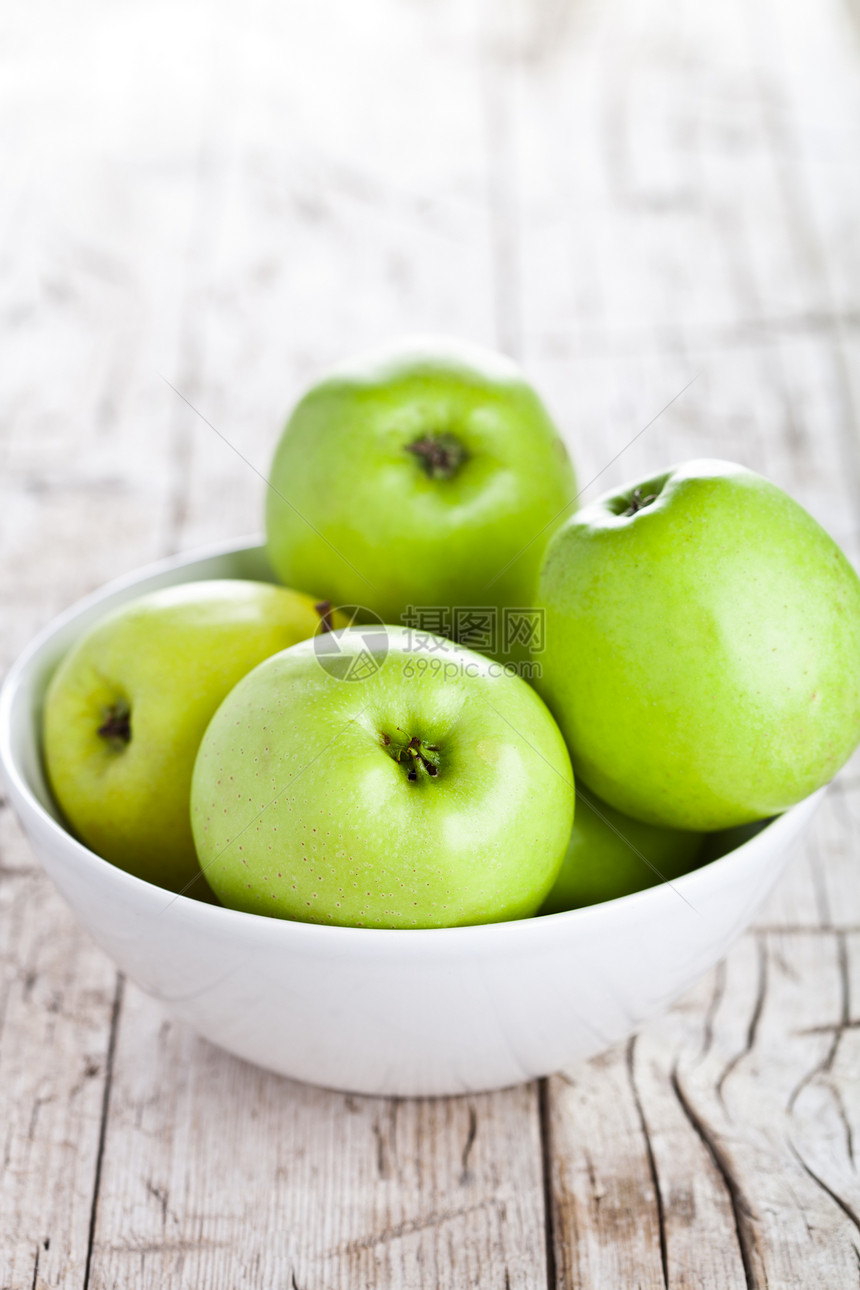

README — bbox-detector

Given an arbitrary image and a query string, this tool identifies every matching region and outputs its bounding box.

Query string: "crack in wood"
[671,1067,760,1289]
[144,1178,169,1225]
[626,1037,668,1290]
[808,832,833,928]
[82,973,124,1290]
[794,1020,860,1036]
[26,1092,55,1142]
[371,1101,399,1181]
[104,1237,231,1256]
[700,960,727,1062]
[829,932,852,1075]
[583,1149,603,1206]
[831,1083,857,1171]
[789,1141,860,1239]
[717,934,767,1109]
[372,1119,389,1181]
[538,1079,557,1290]
[787,931,849,1114]
[460,1104,478,1185]
[333,1198,497,1257]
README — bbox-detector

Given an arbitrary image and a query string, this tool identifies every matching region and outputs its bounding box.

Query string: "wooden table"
[3,0,859,1284]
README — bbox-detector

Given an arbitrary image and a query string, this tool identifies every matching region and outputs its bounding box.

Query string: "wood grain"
[2,0,860,1284]
[509,0,860,1283]
[1,2,550,1287]
[87,986,545,1289]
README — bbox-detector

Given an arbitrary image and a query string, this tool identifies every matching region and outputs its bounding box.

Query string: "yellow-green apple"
[535,459,860,830]
[265,337,575,662]
[43,580,342,893]
[190,627,574,928]
[540,786,703,913]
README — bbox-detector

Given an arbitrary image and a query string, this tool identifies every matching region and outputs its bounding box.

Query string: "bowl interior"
[0,533,815,925]
[0,536,829,1094]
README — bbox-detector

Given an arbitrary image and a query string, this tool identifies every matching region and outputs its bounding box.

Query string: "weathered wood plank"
[0,820,118,1290]
[543,1047,667,1289]
[669,927,860,1285]
[0,10,222,1285]
[74,2,551,1288]
[88,984,546,1290]
[506,0,860,1283]
[3,0,860,1284]
[548,827,860,1290]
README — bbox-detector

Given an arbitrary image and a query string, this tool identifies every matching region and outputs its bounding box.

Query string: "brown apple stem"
[98,702,131,748]
[406,433,467,481]
[315,600,334,633]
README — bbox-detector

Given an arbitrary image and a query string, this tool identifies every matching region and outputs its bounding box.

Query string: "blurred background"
[4,3,860,1284]
[4,0,859,652]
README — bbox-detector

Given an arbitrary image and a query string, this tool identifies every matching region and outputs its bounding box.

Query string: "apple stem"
[382,730,442,781]
[622,487,659,517]
[315,600,334,633]
[97,702,131,749]
[406,433,467,481]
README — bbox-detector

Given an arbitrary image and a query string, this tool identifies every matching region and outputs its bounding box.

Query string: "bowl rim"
[0,534,826,950]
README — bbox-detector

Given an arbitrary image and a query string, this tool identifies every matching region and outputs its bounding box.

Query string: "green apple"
[699,818,771,863]
[265,337,576,662]
[190,627,574,928]
[43,580,343,894]
[535,458,860,830]
[540,786,703,914]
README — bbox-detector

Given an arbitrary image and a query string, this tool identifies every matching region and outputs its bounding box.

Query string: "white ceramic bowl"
[0,538,823,1097]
